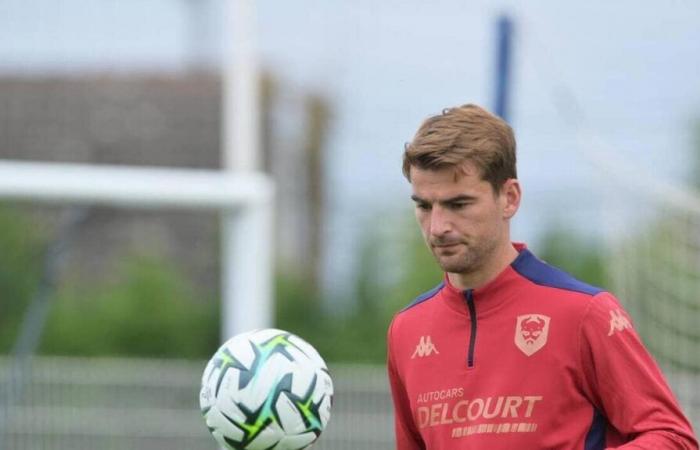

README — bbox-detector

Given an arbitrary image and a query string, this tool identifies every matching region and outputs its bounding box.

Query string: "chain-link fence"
[0,357,394,450]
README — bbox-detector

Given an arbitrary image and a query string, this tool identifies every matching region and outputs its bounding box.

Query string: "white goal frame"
[0,0,272,342]
[0,159,274,340]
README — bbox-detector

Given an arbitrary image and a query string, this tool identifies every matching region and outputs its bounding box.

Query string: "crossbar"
[0,160,273,210]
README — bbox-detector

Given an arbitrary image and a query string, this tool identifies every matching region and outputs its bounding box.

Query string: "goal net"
[594,151,700,429]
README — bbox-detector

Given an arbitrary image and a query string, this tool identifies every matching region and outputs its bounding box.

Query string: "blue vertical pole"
[493,14,514,122]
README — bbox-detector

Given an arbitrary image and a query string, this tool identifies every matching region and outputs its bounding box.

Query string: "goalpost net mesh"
[599,160,700,429]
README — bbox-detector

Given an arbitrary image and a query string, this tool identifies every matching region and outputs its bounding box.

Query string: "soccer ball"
[199,328,333,450]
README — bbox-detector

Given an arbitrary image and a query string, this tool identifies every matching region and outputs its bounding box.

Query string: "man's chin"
[434,256,469,274]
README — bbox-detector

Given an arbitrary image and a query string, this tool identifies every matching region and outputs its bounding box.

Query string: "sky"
[1,0,700,294]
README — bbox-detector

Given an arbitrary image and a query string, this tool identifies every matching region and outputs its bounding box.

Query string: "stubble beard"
[431,236,499,276]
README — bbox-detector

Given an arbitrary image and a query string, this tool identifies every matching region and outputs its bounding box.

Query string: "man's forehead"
[410,164,485,190]
[409,162,481,181]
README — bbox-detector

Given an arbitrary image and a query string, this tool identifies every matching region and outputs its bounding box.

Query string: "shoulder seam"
[400,282,444,313]
[521,274,606,297]
[511,250,604,297]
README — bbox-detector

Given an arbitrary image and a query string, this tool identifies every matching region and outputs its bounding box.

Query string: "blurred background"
[0,1,698,449]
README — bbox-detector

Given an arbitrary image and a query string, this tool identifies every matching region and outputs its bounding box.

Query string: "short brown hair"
[402,104,517,192]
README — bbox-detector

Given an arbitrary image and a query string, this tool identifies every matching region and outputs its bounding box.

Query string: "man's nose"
[429,206,452,237]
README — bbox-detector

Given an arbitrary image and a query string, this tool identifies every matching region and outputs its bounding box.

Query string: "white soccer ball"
[199,328,333,450]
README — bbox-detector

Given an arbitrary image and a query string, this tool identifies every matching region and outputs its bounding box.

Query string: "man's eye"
[416,203,431,211]
[449,202,468,209]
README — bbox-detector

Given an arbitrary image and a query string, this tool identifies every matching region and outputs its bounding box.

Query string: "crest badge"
[515,314,551,356]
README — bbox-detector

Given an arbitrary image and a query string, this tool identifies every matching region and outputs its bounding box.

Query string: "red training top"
[387,243,697,449]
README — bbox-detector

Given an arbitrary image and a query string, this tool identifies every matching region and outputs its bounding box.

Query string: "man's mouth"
[433,242,461,249]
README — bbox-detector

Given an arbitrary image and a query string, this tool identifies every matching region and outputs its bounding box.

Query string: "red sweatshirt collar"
[440,242,529,317]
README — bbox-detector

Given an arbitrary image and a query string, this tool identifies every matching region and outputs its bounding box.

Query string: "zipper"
[465,289,477,368]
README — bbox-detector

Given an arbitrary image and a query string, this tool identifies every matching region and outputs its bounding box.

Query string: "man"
[387,104,698,449]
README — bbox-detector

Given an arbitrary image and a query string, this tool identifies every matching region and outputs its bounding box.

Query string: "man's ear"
[501,179,521,219]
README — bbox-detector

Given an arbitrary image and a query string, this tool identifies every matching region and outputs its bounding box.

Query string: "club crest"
[515,314,551,356]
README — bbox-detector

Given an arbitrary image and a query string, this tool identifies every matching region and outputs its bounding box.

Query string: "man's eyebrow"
[410,194,476,203]
[441,195,476,203]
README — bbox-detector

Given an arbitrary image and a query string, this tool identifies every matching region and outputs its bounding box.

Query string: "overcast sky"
[1,0,699,292]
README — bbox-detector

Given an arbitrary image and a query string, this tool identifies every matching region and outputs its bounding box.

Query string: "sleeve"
[578,292,698,450]
[387,318,425,450]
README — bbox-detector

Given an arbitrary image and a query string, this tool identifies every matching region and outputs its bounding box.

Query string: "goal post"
[0,159,275,340]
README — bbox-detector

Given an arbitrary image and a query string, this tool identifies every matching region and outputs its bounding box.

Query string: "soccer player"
[387,104,698,449]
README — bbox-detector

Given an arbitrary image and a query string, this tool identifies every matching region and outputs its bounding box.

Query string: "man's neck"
[447,243,519,291]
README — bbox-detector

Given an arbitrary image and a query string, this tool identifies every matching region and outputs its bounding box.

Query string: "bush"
[537,226,610,290]
[274,217,442,364]
[0,205,44,353]
[41,256,218,359]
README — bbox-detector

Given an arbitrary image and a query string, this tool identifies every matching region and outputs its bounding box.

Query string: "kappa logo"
[607,309,632,336]
[514,314,551,356]
[412,336,439,359]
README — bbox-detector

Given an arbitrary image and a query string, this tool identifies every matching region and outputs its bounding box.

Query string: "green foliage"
[0,205,44,352]
[622,219,700,372]
[275,217,441,364]
[274,273,328,352]
[0,202,617,365]
[273,272,367,363]
[275,274,389,364]
[537,226,610,290]
[693,119,700,191]
[40,256,218,359]
[389,227,444,309]
[0,203,218,358]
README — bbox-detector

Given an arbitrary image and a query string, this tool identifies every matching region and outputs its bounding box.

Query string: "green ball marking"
[295,396,323,431]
